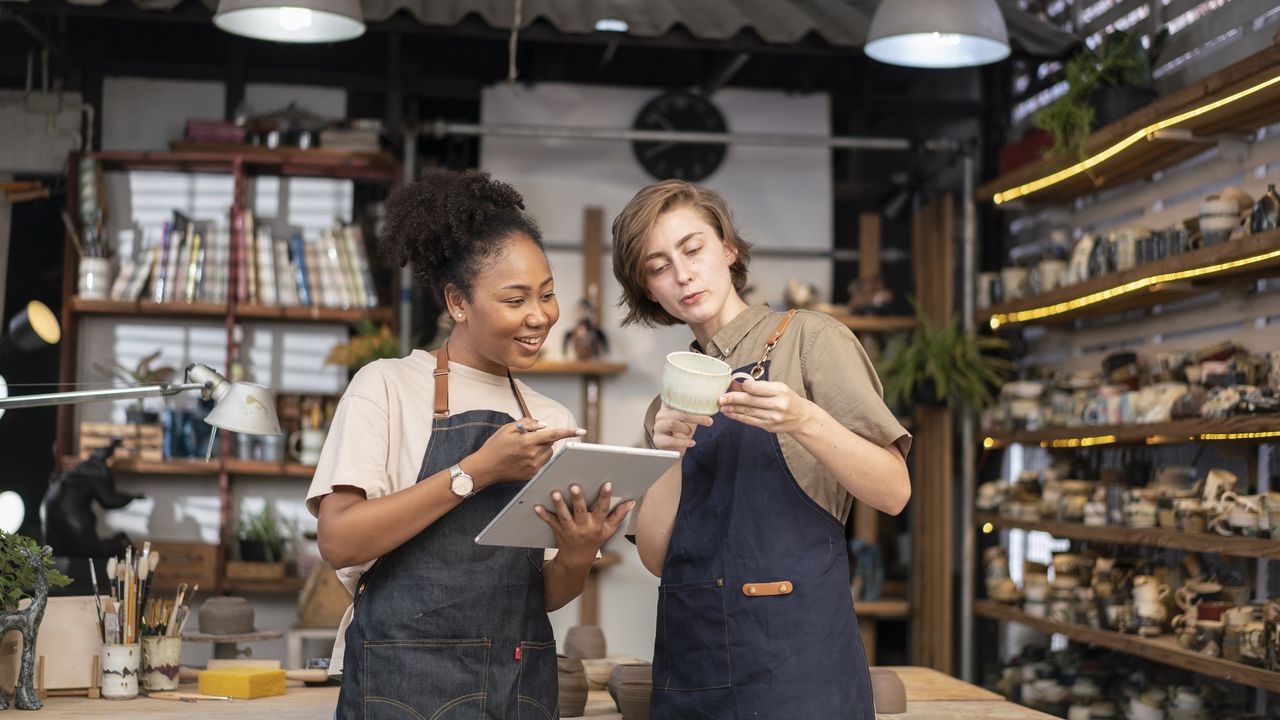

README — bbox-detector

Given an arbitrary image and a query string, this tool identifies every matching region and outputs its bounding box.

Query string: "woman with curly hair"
[612,180,911,719]
[307,169,632,719]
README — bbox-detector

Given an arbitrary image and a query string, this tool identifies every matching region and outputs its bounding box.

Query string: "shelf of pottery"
[971,44,1280,699]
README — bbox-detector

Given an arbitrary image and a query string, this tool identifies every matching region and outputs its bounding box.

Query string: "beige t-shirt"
[305,349,576,676]
[643,305,911,524]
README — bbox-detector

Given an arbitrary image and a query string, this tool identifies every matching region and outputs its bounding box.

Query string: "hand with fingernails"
[717,376,813,434]
[534,482,634,564]
[652,403,713,457]
[464,417,585,489]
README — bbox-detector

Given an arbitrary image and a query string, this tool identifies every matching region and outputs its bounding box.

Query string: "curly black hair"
[378,168,543,301]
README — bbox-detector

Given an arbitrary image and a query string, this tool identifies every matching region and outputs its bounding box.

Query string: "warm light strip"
[992,72,1280,205]
[1197,431,1280,441]
[989,246,1280,328]
[1041,435,1117,448]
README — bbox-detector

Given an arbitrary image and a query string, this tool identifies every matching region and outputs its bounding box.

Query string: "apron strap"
[434,339,534,420]
[748,309,799,380]
[433,341,451,418]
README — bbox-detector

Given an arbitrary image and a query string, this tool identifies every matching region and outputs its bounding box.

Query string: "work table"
[33,666,1053,718]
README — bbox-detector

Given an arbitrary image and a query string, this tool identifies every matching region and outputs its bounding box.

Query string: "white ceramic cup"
[141,636,181,691]
[77,257,112,300]
[289,428,326,466]
[662,352,748,416]
[101,642,140,699]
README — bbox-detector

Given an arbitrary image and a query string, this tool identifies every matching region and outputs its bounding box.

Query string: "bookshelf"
[57,149,400,595]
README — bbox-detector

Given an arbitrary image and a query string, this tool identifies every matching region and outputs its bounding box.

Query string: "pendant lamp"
[214,0,365,43]
[864,0,1010,69]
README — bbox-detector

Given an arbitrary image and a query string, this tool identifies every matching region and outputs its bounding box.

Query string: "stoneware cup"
[141,636,181,691]
[662,351,737,416]
[100,642,140,700]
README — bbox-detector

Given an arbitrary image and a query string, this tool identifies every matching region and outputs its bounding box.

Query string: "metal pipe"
[0,382,205,410]
[427,119,917,152]
[959,152,978,682]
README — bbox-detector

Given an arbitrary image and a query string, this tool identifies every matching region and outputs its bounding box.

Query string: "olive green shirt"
[643,304,911,523]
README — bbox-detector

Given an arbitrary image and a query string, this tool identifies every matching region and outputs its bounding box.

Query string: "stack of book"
[110,209,379,310]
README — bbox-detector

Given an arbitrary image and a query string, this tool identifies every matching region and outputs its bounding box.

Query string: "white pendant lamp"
[865,0,1010,69]
[214,0,365,43]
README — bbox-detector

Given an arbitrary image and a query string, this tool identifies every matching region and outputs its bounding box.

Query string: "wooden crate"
[225,561,286,581]
[78,422,163,462]
[147,541,218,591]
[297,563,351,628]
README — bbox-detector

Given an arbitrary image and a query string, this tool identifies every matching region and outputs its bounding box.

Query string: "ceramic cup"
[77,257,112,300]
[1000,266,1029,302]
[289,428,326,466]
[1176,581,1223,611]
[141,636,181,691]
[1198,197,1239,246]
[101,642,140,700]
[662,351,745,416]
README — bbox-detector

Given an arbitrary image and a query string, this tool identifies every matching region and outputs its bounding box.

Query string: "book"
[255,227,277,307]
[290,232,312,306]
[274,239,298,306]
[151,219,172,303]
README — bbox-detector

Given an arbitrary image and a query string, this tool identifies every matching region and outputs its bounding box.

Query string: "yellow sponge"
[198,667,287,699]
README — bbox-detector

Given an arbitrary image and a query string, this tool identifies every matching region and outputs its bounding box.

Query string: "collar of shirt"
[689,304,775,359]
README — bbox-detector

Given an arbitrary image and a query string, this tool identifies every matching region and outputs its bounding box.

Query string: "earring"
[457,313,463,319]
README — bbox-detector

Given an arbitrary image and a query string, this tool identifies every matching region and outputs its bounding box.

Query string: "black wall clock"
[631,91,728,182]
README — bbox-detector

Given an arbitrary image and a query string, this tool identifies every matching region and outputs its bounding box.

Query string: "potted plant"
[0,531,71,710]
[325,318,402,372]
[878,310,1012,411]
[1034,27,1169,159]
[236,505,287,564]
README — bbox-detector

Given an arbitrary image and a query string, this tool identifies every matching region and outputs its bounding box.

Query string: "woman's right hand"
[652,403,713,457]
[466,418,585,488]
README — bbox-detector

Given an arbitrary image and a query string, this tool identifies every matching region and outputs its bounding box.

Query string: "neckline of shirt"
[690,304,776,358]
[410,349,517,389]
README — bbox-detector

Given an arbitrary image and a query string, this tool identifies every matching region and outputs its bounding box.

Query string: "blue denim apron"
[651,311,874,719]
[336,343,559,720]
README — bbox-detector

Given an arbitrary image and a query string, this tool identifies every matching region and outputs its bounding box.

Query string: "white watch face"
[451,473,473,497]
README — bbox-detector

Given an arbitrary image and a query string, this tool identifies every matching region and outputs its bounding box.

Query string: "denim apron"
[651,310,874,720]
[336,342,559,720]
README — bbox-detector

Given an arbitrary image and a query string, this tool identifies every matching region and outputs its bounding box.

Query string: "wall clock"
[631,91,728,182]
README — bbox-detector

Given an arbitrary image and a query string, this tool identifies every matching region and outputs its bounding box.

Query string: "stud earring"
[457,313,463,318]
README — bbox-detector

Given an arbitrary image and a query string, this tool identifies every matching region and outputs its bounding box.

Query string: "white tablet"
[474,442,680,549]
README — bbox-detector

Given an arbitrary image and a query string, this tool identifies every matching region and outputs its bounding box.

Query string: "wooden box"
[79,422,163,462]
[297,563,351,628]
[147,541,218,591]
[225,561,286,581]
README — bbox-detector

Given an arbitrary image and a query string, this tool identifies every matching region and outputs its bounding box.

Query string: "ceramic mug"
[101,642,140,700]
[1175,581,1222,610]
[1132,577,1170,605]
[77,257,112,300]
[289,428,326,466]
[662,351,744,415]
[1000,266,1029,302]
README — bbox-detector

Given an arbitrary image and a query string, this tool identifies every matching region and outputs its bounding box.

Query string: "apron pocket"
[516,640,558,720]
[657,579,732,691]
[363,639,489,720]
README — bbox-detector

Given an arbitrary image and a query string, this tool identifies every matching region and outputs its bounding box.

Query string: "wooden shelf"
[975,599,1280,692]
[977,44,1280,206]
[223,576,306,594]
[983,414,1280,448]
[66,456,221,475]
[856,598,910,619]
[981,229,1280,328]
[975,513,1280,559]
[518,361,628,376]
[224,459,317,478]
[827,314,917,332]
[92,147,399,182]
[70,297,393,324]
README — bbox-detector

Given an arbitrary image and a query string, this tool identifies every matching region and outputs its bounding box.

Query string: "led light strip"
[992,73,1280,205]
[1041,435,1117,448]
[988,246,1280,328]
[1197,430,1280,441]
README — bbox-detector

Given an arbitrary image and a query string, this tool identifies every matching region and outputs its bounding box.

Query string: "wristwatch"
[448,464,475,499]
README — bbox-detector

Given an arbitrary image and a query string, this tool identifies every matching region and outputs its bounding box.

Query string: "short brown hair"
[611,180,753,327]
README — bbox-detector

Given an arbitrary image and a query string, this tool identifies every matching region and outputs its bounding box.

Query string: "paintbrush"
[88,559,105,642]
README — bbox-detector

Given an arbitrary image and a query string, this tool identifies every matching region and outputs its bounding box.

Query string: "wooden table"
[34,667,1051,719]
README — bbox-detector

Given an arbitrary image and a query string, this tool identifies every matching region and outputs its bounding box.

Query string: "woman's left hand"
[718,377,813,434]
[535,483,634,567]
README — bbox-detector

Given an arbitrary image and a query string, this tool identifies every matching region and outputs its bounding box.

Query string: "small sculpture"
[564,299,609,361]
[0,536,69,710]
[41,440,141,558]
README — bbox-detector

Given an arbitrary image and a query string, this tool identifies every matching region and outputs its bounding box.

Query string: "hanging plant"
[878,306,1012,411]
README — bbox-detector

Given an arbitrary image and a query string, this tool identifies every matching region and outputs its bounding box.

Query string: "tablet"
[474,442,680,549]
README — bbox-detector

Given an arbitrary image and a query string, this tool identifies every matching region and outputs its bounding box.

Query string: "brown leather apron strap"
[433,340,451,418]
[507,373,532,419]
[748,309,799,380]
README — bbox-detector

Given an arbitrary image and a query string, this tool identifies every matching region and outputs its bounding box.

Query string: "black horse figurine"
[42,439,141,558]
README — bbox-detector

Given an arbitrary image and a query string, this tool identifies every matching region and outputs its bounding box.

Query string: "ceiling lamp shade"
[214,0,365,43]
[864,0,1010,69]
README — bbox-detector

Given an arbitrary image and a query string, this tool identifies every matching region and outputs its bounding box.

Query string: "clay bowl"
[617,681,653,720]
[557,655,588,717]
[581,658,615,690]
[564,625,606,659]
[608,663,652,710]
[871,667,907,714]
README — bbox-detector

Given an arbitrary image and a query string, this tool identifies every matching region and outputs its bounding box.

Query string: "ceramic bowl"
[662,351,733,415]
